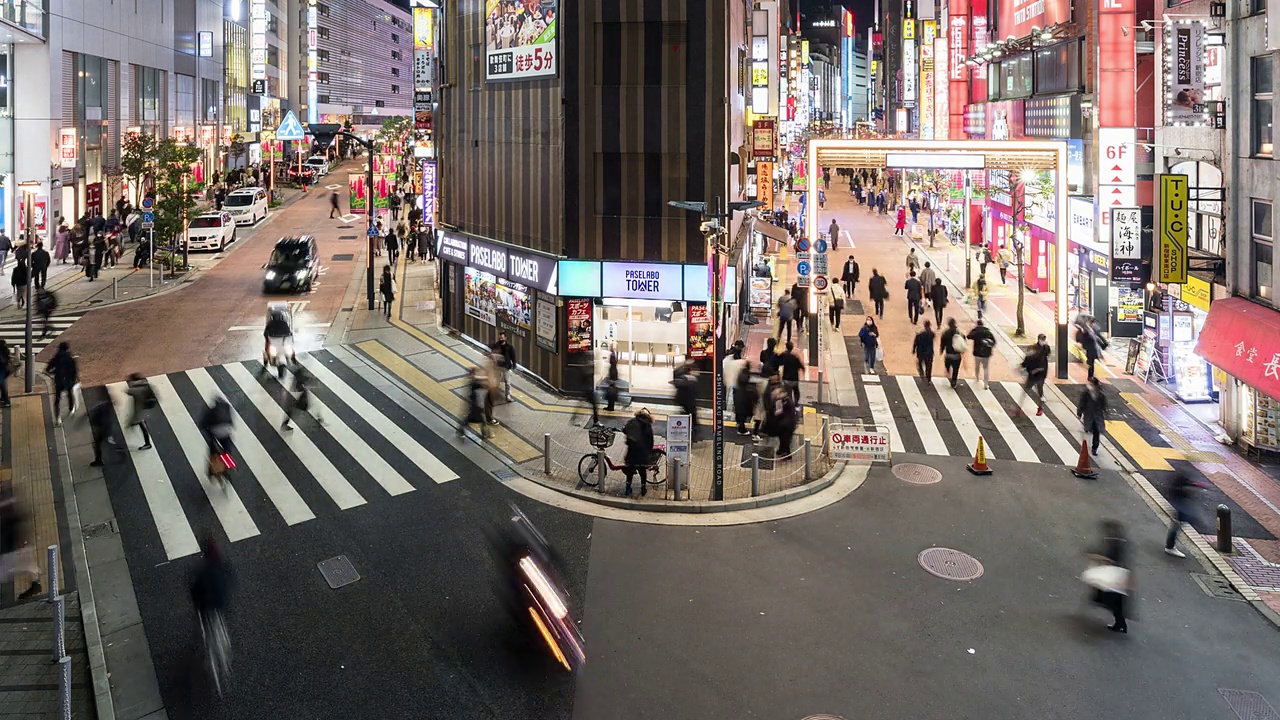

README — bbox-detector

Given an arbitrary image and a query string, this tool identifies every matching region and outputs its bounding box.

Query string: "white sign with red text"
[1097,127,1136,186]
[830,424,891,462]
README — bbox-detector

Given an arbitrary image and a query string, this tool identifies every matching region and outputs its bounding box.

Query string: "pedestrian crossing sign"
[276,111,306,141]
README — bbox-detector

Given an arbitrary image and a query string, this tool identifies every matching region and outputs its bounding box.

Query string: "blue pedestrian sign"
[815,239,828,254]
[796,261,811,276]
[795,237,811,252]
[276,111,306,141]
[367,225,381,237]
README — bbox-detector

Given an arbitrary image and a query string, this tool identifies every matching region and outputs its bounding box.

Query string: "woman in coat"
[54,223,70,264]
[733,362,759,435]
[378,265,395,319]
[894,205,907,236]
[939,318,965,388]
[622,408,655,497]
[857,316,880,373]
[9,259,27,307]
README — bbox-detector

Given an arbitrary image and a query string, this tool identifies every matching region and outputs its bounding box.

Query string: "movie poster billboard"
[485,0,557,81]
[566,298,592,352]
[348,173,367,213]
[496,279,532,338]
[465,268,498,325]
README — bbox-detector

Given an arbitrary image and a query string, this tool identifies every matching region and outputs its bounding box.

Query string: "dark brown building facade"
[437,0,748,394]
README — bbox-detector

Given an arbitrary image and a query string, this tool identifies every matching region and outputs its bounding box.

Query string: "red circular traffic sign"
[813,275,829,291]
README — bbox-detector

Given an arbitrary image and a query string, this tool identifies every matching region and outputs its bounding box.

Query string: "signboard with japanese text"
[830,424,891,462]
[998,0,1070,44]
[485,0,557,81]
[1167,22,1207,125]
[1158,174,1189,284]
[535,291,558,353]
[752,119,776,158]
[421,160,437,218]
[667,414,691,463]
[1182,274,1212,312]
[566,299,592,352]
[756,161,774,209]
[1110,207,1142,284]
[687,303,712,360]
[59,128,76,168]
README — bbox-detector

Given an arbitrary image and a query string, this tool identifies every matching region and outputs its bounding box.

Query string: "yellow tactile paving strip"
[1122,392,1224,463]
[10,394,63,595]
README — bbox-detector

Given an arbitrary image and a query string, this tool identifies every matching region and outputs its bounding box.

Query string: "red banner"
[1197,298,1280,401]
[566,299,593,353]
[996,0,1070,43]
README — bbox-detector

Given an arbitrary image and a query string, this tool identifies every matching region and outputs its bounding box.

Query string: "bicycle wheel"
[577,454,600,486]
[644,450,668,484]
[202,612,231,696]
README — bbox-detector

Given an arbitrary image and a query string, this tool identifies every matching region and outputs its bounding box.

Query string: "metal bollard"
[51,595,65,662]
[57,655,71,720]
[46,545,58,603]
[751,452,761,497]
[804,439,812,483]
[596,449,606,493]
[820,416,830,456]
[543,433,551,476]
[112,276,118,299]
[1217,504,1233,553]
[817,371,825,404]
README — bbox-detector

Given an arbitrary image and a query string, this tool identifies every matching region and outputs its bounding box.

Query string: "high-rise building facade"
[299,0,413,130]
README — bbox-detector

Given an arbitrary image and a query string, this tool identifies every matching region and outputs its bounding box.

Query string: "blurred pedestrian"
[1076,376,1108,457]
[329,191,341,219]
[840,255,859,296]
[767,384,798,459]
[491,331,516,402]
[723,343,745,410]
[913,321,935,380]
[904,270,923,325]
[0,339,11,407]
[776,289,796,343]
[30,242,49,289]
[484,354,502,426]
[46,342,77,425]
[867,269,887,318]
[10,257,26,306]
[858,316,880,373]
[603,345,620,411]
[1077,317,1106,380]
[673,359,700,436]
[1164,474,1201,558]
[125,372,155,450]
[974,274,989,318]
[940,318,965,388]
[87,399,116,467]
[734,362,760,435]
[759,336,779,378]
[919,261,937,292]
[778,341,804,406]
[457,367,490,439]
[214,185,226,211]
[54,223,70,264]
[1020,334,1050,414]
[622,408,655,497]
[929,278,948,327]
[379,265,395,319]
[0,482,43,599]
[966,319,996,389]
[1084,519,1131,633]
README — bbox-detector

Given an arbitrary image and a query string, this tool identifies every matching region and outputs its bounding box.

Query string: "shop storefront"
[1193,297,1278,447]
[1163,276,1216,407]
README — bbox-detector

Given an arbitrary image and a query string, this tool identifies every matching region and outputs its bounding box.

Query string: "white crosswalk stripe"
[0,315,82,358]
[106,351,464,560]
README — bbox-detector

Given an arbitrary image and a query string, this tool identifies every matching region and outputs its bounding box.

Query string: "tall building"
[435,1,750,396]
[298,0,413,131]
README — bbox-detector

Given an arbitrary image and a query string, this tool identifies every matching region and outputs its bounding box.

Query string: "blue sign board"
[276,111,306,141]
[141,211,155,224]
[796,261,811,276]
[795,237,810,252]
[815,239,828,254]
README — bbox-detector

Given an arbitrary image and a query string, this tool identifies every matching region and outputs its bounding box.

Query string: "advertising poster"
[752,119,776,158]
[60,128,77,168]
[687,302,713,360]
[1109,207,1142,283]
[373,154,399,176]
[1157,174,1189,284]
[750,277,773,311]
[536,292,558,353]
[756,161,774,209]
[566,298,592,352]
[464,267,499,326]
[372,173,393,210]
[1168,23,1206,124]
[997,0,1070,43]
[485,0,557,81]
[348,174,367,213]
[1116,286,1145,323]
[495,279,532,338]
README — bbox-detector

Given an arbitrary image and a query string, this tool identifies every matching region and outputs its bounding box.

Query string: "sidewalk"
[340,258,840,504]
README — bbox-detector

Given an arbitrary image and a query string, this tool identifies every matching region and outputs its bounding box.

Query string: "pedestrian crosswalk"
[0,315,83,358]
[101,350,463,562]
[849,374,1081,464]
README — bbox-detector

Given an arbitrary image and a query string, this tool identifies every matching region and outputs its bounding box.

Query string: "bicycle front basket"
[588,425,617,449]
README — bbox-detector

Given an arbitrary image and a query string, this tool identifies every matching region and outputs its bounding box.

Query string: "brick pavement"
[0,593,95,719]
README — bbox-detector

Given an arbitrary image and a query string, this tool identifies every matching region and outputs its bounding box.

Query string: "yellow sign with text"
[1181,274,1212,312]
[1158,174,1189,284]
[757,161,774,210]
[904,19,916,40]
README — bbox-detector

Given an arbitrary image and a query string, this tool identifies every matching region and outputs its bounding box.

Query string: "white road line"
[106,383,201,561]
[187,367,315,526]
[223,362,366,510]
[862,382,905,454]
[300,354,459,484]
[1003,381,1079,464]
[970,383,1039,462]
[148,374,261,543]
[931,377,989,458]
[893,376,948,455]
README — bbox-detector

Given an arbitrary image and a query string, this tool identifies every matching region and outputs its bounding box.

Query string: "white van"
[225,187,268,226]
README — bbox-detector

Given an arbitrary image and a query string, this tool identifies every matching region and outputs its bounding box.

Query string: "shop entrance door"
[594,301,686,398]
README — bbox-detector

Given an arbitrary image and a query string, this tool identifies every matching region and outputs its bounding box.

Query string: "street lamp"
[18,180,40,393]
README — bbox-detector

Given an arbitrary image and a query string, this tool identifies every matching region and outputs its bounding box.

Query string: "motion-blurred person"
[622,408,655,497]
[1083,520,1131,633]
[766,384,798,459]
[484,353,502,426]
[672,359,699,436]
[867,269,888,319]
[734,362,760,435]
[87,399,116,467]
[492,332,517,402]
[603,345,620,412]
[199,395,235,477]
[125,373,156,450]
[9,257,26,306]
[0,339,11,407]
[778,341,805,406]
[46,342,78,425]
[913,321,935,380]
[1164,474,1202,558]
[1020,334,1050,415]
[940,318,965,389]
[759,337,780,378]
[36,288,57,339]
[329,191,341,219]
[1075,376,1108,457]
[0,482,43,598]
[457,367,491,439]
[281,366,317,431]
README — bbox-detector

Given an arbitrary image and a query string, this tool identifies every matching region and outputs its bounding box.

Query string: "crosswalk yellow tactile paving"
[1106,420,1185,471]
[1121,392,1224,463]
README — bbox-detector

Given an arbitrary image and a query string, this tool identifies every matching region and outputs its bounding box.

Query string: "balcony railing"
[1,0,44,38]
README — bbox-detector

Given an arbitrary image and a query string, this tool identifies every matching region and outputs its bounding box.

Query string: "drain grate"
[893,463,943,485]
[1192,573,1246,601]
[1221,690,1280,720]
[740,444,776,470]
[918,548,985,581]
[492,468,518,480]
[82,519,118,539]
[317,555,361,589]
[336,225,354,229]
[331,253,355,261]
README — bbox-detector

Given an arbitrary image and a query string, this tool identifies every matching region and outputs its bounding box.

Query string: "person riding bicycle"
[200,395,234,468]
[190,536,232,620]
[622,408,655,497]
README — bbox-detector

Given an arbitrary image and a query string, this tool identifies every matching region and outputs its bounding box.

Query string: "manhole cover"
[317,555,361,589]
[918,548,984,581]
[893,463,942,485]
[338,235,359,240]
[1221,689,1280,720]
[801,716,846,720]
[1191,573,1245,601]
[331,253,355,261]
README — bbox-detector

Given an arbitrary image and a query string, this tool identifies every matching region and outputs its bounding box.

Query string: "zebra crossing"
[850,374,1082,464]
[0,314,83,357]
[101,350,463,562]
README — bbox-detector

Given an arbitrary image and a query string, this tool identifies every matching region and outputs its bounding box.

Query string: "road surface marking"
[862,382,905,454]
[893,376,949,455]
[1003,382,1079,464]
[969,383,1039,462]
[931,377,988,458]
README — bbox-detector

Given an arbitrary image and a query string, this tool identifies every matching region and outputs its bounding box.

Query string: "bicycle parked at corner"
[577,425,668,487]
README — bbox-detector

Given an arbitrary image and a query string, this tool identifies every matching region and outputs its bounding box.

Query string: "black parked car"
[263,236,318,293]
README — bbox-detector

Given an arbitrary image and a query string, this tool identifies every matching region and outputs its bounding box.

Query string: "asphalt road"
[55,169,367,387]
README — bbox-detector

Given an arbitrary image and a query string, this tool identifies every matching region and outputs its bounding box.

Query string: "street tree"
[151,138,204,268]
[1010,169,1057,337]
[120,132,161,207]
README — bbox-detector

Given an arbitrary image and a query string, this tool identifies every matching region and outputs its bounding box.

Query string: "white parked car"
[225,187,268,226]
[304,156,330,176]
[187,211,237,252]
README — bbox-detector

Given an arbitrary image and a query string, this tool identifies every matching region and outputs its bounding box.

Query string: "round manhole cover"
[801,716,846,720]
[918,548,985,581]
[892,463,943,485]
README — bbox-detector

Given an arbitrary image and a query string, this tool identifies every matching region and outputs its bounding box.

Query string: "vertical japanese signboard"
[421,160,437,218]
[1157,174,1189,284]
[756,161,774,210]
[1110,207,1142,284]
[59,128,77,168]
[920,20,936,138]
[307,0,318,123]
[250,0,267,85]
[1167,22,1207,125]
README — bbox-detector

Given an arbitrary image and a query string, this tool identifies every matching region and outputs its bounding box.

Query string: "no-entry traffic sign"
[795,237,811,252]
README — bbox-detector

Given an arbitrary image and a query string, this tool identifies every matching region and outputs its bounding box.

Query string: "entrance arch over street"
[805,138,1071,378]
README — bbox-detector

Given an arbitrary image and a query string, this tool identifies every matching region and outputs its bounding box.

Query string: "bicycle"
[577,425,667,487]
[199,608,232,696]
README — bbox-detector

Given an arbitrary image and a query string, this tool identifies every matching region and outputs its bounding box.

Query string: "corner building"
[437,0,749,397]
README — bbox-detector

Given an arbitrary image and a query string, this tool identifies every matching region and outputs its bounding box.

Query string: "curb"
[518,460,848,514]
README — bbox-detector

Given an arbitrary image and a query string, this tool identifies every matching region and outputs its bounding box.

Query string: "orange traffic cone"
[1071,439,1098,479]
[967,436,993,475]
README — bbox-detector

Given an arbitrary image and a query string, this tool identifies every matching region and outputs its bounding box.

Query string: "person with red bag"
[200,396,235,481]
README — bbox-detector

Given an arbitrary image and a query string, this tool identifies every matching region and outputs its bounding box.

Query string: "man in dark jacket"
[867,269,888,318]
[734,363,759,435]
[1076,376,1108,456]
[840,255,860,296]
[904,270,924,325]
[929,278,948,327]
[491,332,517,402]
[778,341,805,406]
[622,408,655,497]
[912,321,936,380]
[30,242,50,290]
[759,337,780,378]
[1020,334,1051,414]
[966,319,997,389]
[45,342,77,425]
[1164,474,1200,558]
[939,319,964,388]
[673,360,699,435]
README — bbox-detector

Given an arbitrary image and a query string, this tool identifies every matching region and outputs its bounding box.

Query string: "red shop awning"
[1196,297,1280,398]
